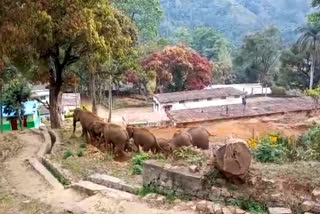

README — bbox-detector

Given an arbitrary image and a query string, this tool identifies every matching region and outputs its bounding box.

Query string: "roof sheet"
[168,97,315,124]
[154,87,244,104]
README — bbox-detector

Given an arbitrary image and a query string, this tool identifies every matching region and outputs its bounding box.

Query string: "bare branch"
[33,97,50,110]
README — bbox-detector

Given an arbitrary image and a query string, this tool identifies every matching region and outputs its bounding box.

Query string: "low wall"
[143,160,210,199]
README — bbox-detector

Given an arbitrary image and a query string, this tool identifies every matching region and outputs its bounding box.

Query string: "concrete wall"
[153,96,242,112]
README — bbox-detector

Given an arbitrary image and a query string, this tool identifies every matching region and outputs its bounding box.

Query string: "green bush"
[172,146,205,165]
[271,86,286,95]
[79,143,87,149]
[297,125,320,160]
[252,133,288,163]
[131,153,149,175]
[231,199,268,214]
[63,150,73,159]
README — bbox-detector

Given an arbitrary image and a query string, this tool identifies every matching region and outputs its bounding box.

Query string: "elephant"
[171,130,193,149]
[153,138,173,154]
[186,127,211,150]
[126,126,163,153]
[102,123,130,161]
[73,108,103,144]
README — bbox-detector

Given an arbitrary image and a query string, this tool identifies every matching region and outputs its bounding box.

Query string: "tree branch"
[33,97,50,110]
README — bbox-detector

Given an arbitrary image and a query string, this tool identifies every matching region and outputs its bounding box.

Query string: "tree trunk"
[0,82,3,134]
[108,74,112,122]
[310,53,315,89]
[49,86,62,129]
[89,72,97,114]
[19,111,23,131]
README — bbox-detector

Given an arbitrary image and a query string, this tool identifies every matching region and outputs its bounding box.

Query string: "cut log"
[213,138,251,181]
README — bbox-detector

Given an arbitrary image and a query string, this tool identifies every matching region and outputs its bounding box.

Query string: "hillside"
[159,0,311,45]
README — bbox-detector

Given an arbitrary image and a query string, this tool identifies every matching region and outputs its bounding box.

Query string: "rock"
[311,203,320,213]
[262,178,276,185]
[222,207,234,214]
[164,164,171,169]
[301,201,315,212]
[174,199,181,204]
[196,200,210,213]
[268,207,292,214]
[212,204,222,214]
[248,176,258,186]
[22,200,31,204]
[234,208,246,214]
[271,193,282,201]
[156,195,166,203]
[312,188,320,202]
[189,165,200,173]
[142,193,158,201]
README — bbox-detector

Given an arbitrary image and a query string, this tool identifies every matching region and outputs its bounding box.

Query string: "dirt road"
[0,130,196,214]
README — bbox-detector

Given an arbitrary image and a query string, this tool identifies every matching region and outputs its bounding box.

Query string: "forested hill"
[159,0,311,45]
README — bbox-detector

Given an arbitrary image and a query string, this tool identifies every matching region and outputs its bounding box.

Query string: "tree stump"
[212,138,251,182]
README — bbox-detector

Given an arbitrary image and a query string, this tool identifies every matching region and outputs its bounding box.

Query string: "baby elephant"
[153,138,173,154]
[187,127,211,150]
[171,130,193,149]
[126,126,163,153]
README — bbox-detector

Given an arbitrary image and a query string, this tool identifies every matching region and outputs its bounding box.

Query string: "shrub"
[231,199,268,214]
[251,133,288,163]
[79,143,87,149]
[297,125,320,160]
[271,86,286,95]
[77,150,84,157]
[131,153,149,175]
[63,150,73,160]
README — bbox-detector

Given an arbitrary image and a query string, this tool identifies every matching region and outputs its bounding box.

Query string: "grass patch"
[231,199,268,214]
[131,153,149,175]
[79,143,86,149]
[138,185,176,203]
[63,150,73,159]
[172,146,205,166]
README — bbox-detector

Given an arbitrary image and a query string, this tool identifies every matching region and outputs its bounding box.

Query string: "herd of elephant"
[73,108,213,161]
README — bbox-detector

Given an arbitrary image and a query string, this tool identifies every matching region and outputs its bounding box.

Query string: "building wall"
[153,96,242,112]
[0,110,41,132]
[205,84,271,96]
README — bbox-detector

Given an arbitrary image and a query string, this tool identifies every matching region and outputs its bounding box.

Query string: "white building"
[62,93,81,115]
[31,85,50,105]
[153,87,244,112]
[205,83,271,96]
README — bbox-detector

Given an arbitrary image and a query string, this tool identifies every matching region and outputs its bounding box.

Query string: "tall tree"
[114,0,163,41]
[0,0,137,128]
[234,26,282,85]
[296,23,320,89]
[142,45,212,92]
[277,44,320,89]
[3,79,31,131]
[309,0,320,24]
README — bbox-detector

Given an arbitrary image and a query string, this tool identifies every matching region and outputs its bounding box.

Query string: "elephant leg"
[134,140,140,153]
[142,144,152,153]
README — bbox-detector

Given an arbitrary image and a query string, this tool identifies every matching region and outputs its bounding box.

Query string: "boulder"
[301,201,315,212]
[268,207,292,214]
[312,188,320,202]
[213,138,251,181]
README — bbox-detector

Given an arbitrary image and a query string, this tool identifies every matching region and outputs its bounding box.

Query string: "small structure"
[62,93,81,118]
[153,87,244,112]
[0,100,41,131]
[205,83,271,96]
[31,85,50,105]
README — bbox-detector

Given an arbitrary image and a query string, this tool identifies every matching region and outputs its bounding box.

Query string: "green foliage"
[3,79,31,129]
[271,86,286,96]
[298,125,320,160]
[234,26,281,84]
[131,152,149,175]
[252,133,288,163]
[305,86,320,108]
[114,0,163,42]
[63,150,74,160]
[79,143,87,149]
[138,185,176,202]
[231,199,268,214]
[277,44,319,89]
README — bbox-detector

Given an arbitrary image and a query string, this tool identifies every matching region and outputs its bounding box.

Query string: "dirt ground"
[150,112,312,141]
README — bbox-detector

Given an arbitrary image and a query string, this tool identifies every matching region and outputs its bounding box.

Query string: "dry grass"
[52,125,142,185]
[0,132,23,161]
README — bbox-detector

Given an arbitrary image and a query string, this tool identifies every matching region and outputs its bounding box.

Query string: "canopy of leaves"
[277,45,320,89]
[234,26,282,85]
[173,26,233,63]
[114,0,163,42]
[0,0,137,85]
[3,79,31,118]
[142,45,212,92]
